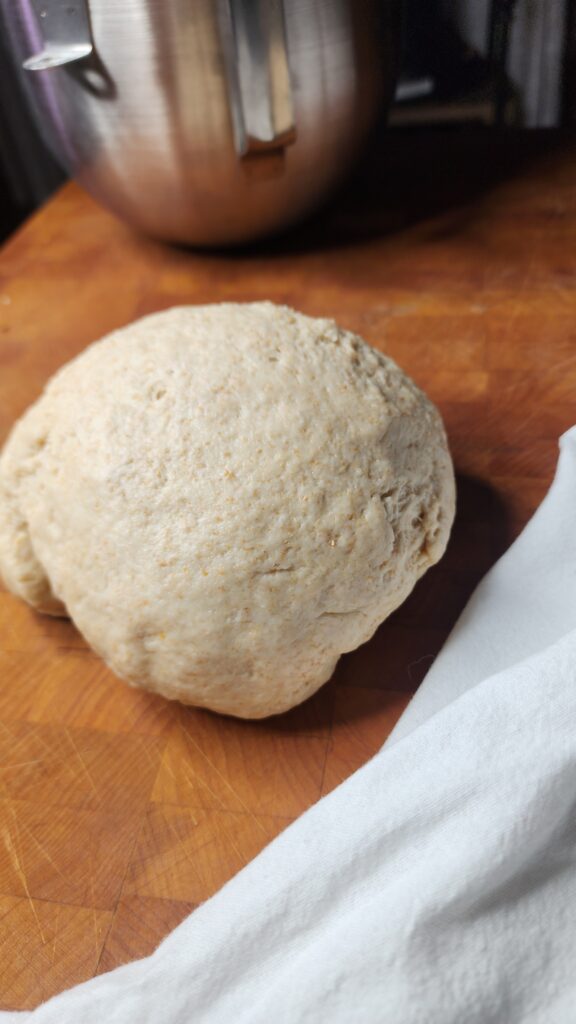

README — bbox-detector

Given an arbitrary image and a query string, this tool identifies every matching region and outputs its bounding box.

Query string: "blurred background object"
[0,26,63,239]
[0,0,572,244]
[394,0,568,128]
[0,0,398,246]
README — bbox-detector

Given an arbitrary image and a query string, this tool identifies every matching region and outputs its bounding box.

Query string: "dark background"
[0,0,573,244]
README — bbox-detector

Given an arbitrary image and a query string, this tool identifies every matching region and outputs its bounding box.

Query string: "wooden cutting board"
[1,129,575,1010]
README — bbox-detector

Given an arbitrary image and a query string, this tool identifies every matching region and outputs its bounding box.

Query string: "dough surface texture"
[0,303,455,717]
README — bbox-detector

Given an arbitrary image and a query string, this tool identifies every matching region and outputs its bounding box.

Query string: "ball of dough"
[0,303,455,718]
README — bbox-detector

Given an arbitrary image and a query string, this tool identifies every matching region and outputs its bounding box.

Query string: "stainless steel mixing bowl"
[1,0,399,245]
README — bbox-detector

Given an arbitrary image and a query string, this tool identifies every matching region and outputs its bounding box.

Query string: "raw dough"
[0,303,455,717]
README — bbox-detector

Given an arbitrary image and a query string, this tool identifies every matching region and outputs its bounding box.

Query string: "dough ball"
[0,303,455,718]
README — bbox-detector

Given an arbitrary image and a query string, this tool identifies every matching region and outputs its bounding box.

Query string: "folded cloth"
[391,426,576,742]
[4,429,576,1024]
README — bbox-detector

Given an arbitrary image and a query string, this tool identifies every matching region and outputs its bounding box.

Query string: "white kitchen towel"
[4,428,576,1023]
[390,425,576,742]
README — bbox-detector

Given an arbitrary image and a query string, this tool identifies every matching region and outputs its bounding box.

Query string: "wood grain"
[1,128,575,1009]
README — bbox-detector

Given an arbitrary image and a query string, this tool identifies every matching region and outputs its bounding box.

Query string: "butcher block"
[0,130,575,1010]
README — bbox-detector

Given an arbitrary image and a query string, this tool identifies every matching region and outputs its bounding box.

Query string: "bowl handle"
[21,0,93,71]
[219,0,296,157]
